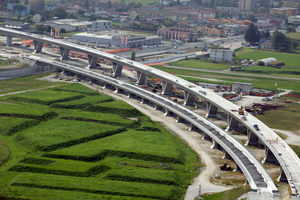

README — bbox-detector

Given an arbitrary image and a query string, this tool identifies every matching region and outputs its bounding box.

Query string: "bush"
[257,61,265,66]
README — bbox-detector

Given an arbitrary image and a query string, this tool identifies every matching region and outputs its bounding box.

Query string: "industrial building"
[232,82,253,94]
[72,31,161,47]
[2,22,30,31]
[44,19,92,31]
[92,20,112,32]
[210,48,233,61]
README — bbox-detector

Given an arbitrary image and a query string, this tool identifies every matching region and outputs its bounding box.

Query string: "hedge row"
[9,165,110,177]
[60,116,139,128]
[269,61,285,66]
[6,120,40,136]
[43,149,183,164]
[7,95,85,105]
[237,69,300,75]
[84,106,143,117]
[105,174,179,186]
[50,98,113,109]
[136,122,161,132]
[19,157,55,166]
[40,128,126,152]
[0,111,58,121]
[11,183,172,200]
[52,87,100,96]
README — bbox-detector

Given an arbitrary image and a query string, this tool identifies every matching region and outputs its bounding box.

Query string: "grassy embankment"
[0,77,201,200]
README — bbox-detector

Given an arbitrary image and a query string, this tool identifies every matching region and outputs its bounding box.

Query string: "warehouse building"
[72,31,161,48]
[210,48,233,61]
[45,19,92,31]
[2,22,30,31]
[232,82,253,94]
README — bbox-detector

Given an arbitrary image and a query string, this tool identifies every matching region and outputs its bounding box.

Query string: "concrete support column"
[7,35,12,46]
[262,147,278,165]
[277,167,288,182]
[140,98,145,104]
[234,162,242,172]
[188,122,194,131]
[245,129,260,147]
[206,102,218,118]
[222,149,232,160]
[175,115,182,123]
[61,69,65,74]
[126,92,131,98]
[136,71,146,85]
[59,47,70,61]
[202,132,211,140]
[87,55,98,69]
[211,139,221,149]
[184,91,195,106]
[33,40,44,53]
[114,87,119,93]
[164,108,169,116]
[161,80,173,96]
[102,83,106,89]
[154,104,162,110]
[112,62,123,76]
[226,115,239,131]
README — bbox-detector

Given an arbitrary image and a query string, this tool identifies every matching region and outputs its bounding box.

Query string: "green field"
[0,81,200,200]
[170,60,231,70]
[234,49,300,67]
[286,32,300,40]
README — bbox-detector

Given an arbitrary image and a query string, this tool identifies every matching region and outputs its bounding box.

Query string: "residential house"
[204,25,225,37]
[216,6,239,14]
[270,7,298,17]
[121,19,133,28]
[219,24,242,36]
[45,4,57,11]
[260,42,272,49]
[157,26,198,42]
[288,15,300,25]
[0,9,14,18]
[269,19,282,27]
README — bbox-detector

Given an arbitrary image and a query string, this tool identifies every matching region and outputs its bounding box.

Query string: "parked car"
[262,97,272,101]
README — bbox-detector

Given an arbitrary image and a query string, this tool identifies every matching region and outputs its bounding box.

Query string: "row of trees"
[244,23,298,51]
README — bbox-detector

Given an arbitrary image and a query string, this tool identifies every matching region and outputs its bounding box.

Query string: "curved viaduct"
[1,27,300,198]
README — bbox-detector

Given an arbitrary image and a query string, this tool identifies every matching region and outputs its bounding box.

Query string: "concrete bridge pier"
[140,98,146,104]
[161,80,173,96]
[277,167,288,182]
[234,162,242,172]
[61,69,65,74]
[112,62,123,77]
[164,108,170,116]
[188,122,195,131]
[7,35,12,46]
[175,115,182,123]
[206,102,218,118]
[202,132,211,140]
[211,139,221,149]
[262,147,279,165]
[154,103,162,110]
[102,83,107,89]
[126,92,131,98]
[222,149,233,160]
[59,47,70,61]
[87,55,98,69]
[33,40,44,53]
[136,71,146,85]
[226,115,239,131]
[114,87,120,93]
[184,91,195,106]
[245,130,260,147]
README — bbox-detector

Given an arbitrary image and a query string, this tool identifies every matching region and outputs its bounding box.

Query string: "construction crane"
[202,21,207,51]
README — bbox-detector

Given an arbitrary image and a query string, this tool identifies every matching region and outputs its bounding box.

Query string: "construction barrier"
[105,48,130,53]
[250,92,273,96]
[285,94,300,98]
[145,63,166,66]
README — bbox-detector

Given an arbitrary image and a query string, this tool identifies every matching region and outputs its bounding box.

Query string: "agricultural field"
[286,32,300,40]
[0,82,200,200]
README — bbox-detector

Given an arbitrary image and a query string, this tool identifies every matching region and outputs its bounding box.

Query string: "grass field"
[201,185,251,200]
[0,80,200,200]
[234,49,300,67]
[286,32,300,40]
[171,60,231,70]
[290,144,300,158]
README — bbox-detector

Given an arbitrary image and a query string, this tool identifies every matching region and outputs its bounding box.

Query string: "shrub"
[257,61,264,66]
[270,61,285,66]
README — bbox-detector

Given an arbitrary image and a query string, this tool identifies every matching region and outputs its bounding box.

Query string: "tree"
[286,26,296,33]
[84,0,89,8]
[51,7,67,19]
[135,15,139,20]
[60,0,65,3]
[13,5,26,14]
[16,13,21,20]
[265,30,270,38]
[257,7,267,13]
[29,0,45,12]
[244,23,260,45]
[35,24,48,33]
[271,30,290,51]
[60,28,66,33]
[107,1,112,8]
[47,25,51,32]
[78,9,84,15]
[244,14,257,22]
[25,0,28,5]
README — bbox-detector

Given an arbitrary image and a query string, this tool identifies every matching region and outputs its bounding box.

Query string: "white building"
[219,24,241,36]
[92,20,112,32]
[210,48,233,61]
[160,0,174,6]
[288,15,300,25]
[216,6,239,14]
[45,19,92,31]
